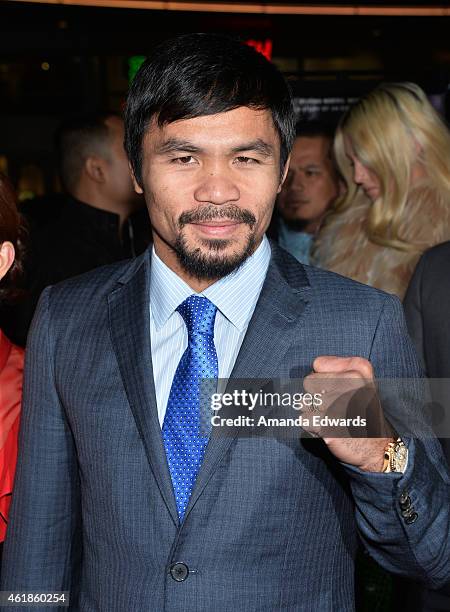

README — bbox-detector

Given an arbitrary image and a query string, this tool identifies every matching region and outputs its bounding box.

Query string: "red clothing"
[0,330,24,542]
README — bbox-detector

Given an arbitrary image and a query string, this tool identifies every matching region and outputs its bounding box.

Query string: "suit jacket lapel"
[108,251,179,526]
[230,245,312,381]
[184,245,311,520]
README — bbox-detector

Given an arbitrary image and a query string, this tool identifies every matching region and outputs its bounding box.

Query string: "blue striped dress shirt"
[150,236,271,426]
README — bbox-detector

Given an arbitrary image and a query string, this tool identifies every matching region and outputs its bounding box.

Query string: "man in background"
[268,121,340,264]
[404,241,450,612]
[0,112,151,345]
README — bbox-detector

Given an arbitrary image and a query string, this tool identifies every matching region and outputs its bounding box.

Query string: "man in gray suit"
[2,34,450,611]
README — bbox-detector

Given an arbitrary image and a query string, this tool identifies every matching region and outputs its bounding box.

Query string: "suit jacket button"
[404,512,418,525]
[401,506,415,518]
[399,496,412,511]
[399,490,409,505]
[170,562,189,582]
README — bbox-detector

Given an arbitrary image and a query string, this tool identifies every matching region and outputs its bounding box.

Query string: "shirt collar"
[150,236,271,332]
[278,219,313,265]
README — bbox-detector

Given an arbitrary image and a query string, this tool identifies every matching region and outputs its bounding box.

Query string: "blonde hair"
[331,82,450,251]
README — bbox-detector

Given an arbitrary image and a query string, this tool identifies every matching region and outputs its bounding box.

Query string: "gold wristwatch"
[382,438,408,473]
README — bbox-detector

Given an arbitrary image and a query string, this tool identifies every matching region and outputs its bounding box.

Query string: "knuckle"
[349,357,373,377]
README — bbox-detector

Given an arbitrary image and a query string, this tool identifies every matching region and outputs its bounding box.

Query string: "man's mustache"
[178,205,256,228]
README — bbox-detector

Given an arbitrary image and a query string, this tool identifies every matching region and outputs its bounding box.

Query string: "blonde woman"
[313,82,450,299]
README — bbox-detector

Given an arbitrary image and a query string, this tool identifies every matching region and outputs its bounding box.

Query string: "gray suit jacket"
[2,244,450,611]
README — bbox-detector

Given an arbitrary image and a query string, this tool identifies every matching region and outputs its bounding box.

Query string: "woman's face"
[344,136,381,202]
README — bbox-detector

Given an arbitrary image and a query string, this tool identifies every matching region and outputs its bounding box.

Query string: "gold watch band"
[382,437,408,473]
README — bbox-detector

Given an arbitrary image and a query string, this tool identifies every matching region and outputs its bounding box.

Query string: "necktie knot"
[177,295,217,337]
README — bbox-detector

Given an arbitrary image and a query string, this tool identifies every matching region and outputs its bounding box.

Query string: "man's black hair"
[294,120,339,177]
[124,33,295,187]
[55,112,120,194]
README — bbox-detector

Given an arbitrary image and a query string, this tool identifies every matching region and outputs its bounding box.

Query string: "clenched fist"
[303,356,395,472]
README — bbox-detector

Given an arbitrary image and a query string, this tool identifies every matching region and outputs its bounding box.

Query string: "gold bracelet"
[382,438,408,473]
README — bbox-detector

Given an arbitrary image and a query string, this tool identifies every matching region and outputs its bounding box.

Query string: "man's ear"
[0,241,15,282]
[129,162,144,195]
[85,156,107,183]
[277,155,291,194]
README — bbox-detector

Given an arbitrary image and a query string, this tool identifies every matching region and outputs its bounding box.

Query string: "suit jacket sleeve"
[342,293,450,589]
[0,287,82,609]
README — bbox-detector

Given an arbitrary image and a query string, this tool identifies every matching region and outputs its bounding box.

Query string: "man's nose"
[194,165,240,204]
[286,168,304,192]
[295,170,306,191]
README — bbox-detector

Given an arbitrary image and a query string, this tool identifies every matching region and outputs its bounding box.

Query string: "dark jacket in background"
[404,241,450,380]
[404,240,450,461]
[403,240,450,610]
[0,195,152,347]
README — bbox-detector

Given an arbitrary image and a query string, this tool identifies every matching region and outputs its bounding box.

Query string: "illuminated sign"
[128,55,146,83]
[246,39,273,61]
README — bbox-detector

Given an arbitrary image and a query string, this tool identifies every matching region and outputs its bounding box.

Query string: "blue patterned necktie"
[162,295,218,521]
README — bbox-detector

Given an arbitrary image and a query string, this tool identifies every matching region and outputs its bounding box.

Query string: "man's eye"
[173,156,196,164]
[305,170,320,177]
[235,156,258,165]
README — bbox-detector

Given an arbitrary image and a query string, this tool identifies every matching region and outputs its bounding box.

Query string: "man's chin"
[197,237,236,252]
[174,235,257,281]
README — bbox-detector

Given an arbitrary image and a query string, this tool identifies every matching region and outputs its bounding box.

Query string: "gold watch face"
[393,442,408,472]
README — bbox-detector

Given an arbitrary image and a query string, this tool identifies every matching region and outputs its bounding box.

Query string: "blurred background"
[1,0,450,200]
